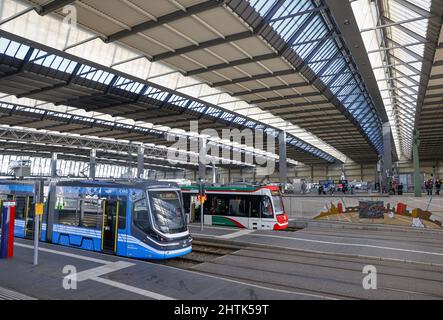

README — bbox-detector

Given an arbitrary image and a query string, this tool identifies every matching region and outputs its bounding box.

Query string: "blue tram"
[0,179,192,259]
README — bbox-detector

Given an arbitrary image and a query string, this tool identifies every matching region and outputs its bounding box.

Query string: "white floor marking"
[69,261,135,282]
[15,242,112,264]
[14,239,336,300]
[91,277,175,300]
[252,234,443,257]
[14,241,174,300]
[149,261,337,300]
[0,287,36,300]
[217,229,254,239]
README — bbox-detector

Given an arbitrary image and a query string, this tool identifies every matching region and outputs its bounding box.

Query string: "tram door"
[249,198,260,230]
[14,195,37,239]
[101,200,120,254]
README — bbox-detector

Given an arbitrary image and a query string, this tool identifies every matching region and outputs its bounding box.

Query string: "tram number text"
[218,304,269,316]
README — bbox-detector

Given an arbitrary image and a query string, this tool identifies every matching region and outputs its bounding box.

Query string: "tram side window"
[55,197,80,227]
[261,196,274,218]
[14,196,29,220]
[78,197,102,229]
[250,195,260,218]
[117,199,127,230]
[205,195,228,215]
[182,193,191,215]
[133,198,150,232]
[229,196,248,217]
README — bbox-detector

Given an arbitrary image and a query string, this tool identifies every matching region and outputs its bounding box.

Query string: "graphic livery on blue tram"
[0,179,192,259]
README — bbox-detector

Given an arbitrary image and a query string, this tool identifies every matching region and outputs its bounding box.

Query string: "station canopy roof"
[417,25,443,160]
[352,0,443,161]
[1,0,440,163]
[0,29,334,165]
[1,0,388,164]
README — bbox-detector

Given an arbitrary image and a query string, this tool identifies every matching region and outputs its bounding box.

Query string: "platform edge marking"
[15,242,113,264]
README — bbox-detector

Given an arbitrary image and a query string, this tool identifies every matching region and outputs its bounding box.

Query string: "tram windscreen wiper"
[148,190,186,234]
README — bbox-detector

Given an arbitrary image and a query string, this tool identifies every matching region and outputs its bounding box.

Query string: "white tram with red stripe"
[181,184,288,230]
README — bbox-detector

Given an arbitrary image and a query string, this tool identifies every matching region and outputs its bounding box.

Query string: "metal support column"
[90,149,96,180]
[51,153,58,178]
[137,145,144,179]
[198,138,206,182]
[413,130,421,197]
[382,122,393,193]
[212,163,216,184]
[279,131,287,192]
[33,179,44,265]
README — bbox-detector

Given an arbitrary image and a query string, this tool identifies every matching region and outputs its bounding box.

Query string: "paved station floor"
[0,238,332,300]
[1,223,443,300]
[189,223,443,266]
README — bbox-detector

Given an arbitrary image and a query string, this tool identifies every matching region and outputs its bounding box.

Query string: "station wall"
[182,160,443,184]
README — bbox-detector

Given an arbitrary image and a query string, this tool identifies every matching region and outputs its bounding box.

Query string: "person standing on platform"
[436,179,441,196]
[426,179,434,196]
[397,182,403,195]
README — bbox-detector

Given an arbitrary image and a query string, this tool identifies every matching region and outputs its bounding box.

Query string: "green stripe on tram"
[212,216,239,227]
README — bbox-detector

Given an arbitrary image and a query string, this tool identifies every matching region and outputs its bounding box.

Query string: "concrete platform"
[2,232,443,300]
[0,238,330,300]
[189,224,443,299]
[0,286,36,300]
[189,223,443,266]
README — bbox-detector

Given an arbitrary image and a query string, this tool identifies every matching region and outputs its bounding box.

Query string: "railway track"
[151,238,443,300]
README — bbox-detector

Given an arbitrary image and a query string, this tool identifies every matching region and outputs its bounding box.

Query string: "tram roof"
[0,178,181,190]
[56,179,181,190]
[180,184,279,192]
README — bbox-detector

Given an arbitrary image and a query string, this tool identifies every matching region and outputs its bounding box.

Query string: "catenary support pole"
[51,153,57,178]
[382,122,393,193]
[198,138,207,231]
[33,179,43,265]
[198,138,206,182]
[90,149,96,180]
[212,163,216,184]
[137,145,144,179]
[413,130,421,197]
[279,131,287,193]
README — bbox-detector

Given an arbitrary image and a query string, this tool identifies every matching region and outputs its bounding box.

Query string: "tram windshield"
[271,191,284,215]
[148,190,187,234]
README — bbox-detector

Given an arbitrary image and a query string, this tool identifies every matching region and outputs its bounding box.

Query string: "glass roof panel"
[248,0,384,153]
